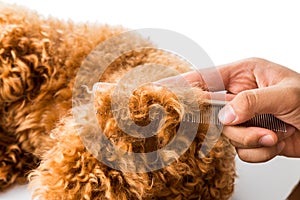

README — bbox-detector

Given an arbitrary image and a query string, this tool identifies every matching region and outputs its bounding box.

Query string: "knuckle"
[238,91,258,113]
[283,86,300,111]
[288,87,300,100]
[245,57,266,64]
[241,134,254,146]
[236,149,252,162]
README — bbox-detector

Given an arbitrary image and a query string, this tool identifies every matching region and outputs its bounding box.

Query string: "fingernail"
[218,105,236,124]
[277,141,285,153]
[259,135,275,146]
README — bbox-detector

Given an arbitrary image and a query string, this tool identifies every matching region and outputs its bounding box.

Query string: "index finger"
[155,67,226,92]
[155,57,267,92]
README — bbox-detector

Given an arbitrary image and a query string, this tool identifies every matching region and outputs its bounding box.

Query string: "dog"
[0,3,235,199]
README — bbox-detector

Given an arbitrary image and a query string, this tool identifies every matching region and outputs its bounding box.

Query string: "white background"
[1,0,300,199]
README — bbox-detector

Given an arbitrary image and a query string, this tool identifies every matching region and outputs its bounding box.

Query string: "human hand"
[215,58,300,162]
[157,58,300,162]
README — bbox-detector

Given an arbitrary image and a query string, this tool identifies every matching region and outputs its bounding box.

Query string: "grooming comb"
[182,100,287,132]
[92,83,287,132]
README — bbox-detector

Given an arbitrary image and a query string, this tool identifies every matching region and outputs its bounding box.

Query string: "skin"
[157,58,300,163]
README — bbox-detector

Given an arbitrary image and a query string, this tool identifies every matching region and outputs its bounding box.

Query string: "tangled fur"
[0,3,236,199]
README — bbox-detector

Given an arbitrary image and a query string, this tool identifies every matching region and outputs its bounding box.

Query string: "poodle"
[0,3,236,199]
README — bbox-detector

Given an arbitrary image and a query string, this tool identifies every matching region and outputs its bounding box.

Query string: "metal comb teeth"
[182,100,287,132]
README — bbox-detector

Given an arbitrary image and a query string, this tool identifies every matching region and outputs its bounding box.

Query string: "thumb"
[218,86,284,125]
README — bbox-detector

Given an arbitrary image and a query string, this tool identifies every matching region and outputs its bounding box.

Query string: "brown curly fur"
[0,3,236,199]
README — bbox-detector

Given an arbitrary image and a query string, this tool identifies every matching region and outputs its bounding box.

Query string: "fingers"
[236,141,285,163]
[218,86,290,125]
[223,125,295,148]
[222,125,296,162]
[223,126,278,148]
[278,129,300,157]
[155,67,226,92]
[155,57,294,94]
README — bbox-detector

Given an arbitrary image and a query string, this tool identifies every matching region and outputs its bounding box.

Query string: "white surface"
[1,0,300,199]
